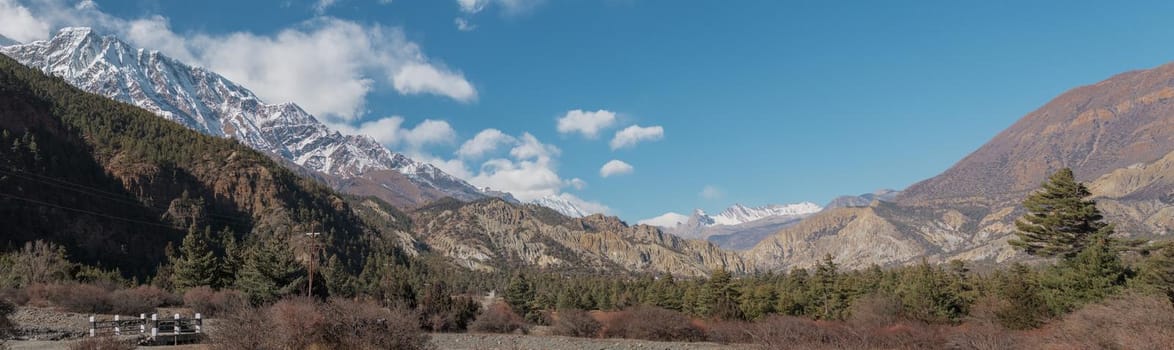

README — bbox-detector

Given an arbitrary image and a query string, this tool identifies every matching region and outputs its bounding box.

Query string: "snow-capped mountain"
[0,27,486,206]
[644,202,823,250]
[530,195,593,218]
[710,202,823,226]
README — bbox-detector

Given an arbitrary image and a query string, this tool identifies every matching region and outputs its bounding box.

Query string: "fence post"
[140,314,146,334]
[195,313,202,333]
[151,314,158,339]
[114,315,121,336]
[89,316,95,337]
[174,313,181,335]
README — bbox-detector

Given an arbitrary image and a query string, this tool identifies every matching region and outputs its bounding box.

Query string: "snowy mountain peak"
[530,195,592,218]
[1,27,488,204]
[711,202,822,226]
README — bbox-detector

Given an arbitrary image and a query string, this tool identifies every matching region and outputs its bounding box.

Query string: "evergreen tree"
[235,236,306,305]
[1011,168,1114,259]
[1136,242,1174,305]
[812,254,848,320]
[504,273,535,317]
[700,268,744,320]
[1041,231,1126,313]
[171,226,219,290]
[996,263,1049,330]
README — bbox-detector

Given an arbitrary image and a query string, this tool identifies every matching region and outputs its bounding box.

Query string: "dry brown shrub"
[66,336,135,350]
[208,306,276,350]
[108,285,178,315]
[1037,294,1174,350]
[550,309,601,338]
[858,322,945,350]
[469,302,526,334]
[946,322,1024,350]
[44,283,112,313]
[183,287,246,317]
[744,315,862,349]
[602,305,703,342]
[268,297,326,350]
[321,299,433,350]
[0,288,28,306]
[848,294,904,329]
[705,320,757,344]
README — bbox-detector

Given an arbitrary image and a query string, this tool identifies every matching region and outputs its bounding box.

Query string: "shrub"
[210,297,434,350]
[705,320,756,344]
[108,285,178,315]
[183,287,247,317]
[0,288,28,306]
[322,299,433,350]
[469,302,526,334]
[848,294,903,329]
[550,309,601,338]
[1038,294,1174,350]
[602,306,703,342]
[742,315,861,349]
[46,283,112,314]
[0,298,15,339]
[946,322,1023,350]
[66,336,136,350]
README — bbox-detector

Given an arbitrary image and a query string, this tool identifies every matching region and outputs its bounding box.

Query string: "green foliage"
[1134,242,1174,305]
[170,226,220,290]
[504,273,536,319]
[995,263,1050,330]
[811,255,849,320]
[1011,168,1113,259]
[0,240,74,288]
[234,236,306,305]
[897,260,970,324]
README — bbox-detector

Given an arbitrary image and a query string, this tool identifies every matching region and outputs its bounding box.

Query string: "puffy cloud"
[610,124,664,150]
[556,109,616,139]
[392,63,477,103]
[567,178,587,190]
[699,185,724,199]
[6,1,476,121]
[470,157,562,201]
[457,128,515,159]
[457,0,488,14]
[0,0,50,43]
[339,116,455,150]
[599,159,633,178]
[313,0,338,14]
[457,0,540,15]
[638,212,689,228]
[509,132,560,161]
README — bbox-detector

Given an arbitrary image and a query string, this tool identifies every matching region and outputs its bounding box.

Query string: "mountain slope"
[652,203,822,250]
[409,199,746,277]
[0,27,486,208]
[0,53,387,276]
[749,62,1174,271]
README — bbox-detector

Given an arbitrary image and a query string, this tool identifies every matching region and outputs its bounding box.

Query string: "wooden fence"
[89,313,203,344]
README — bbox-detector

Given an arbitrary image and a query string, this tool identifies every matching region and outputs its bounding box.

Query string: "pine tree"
[996,263,1049,330]
[1011,168,1114,259]
[1041,231,1126,312]
[235,236,306,305]
[504,273,535,317]
[1136,243,1174,305]
[812,254,847,320]
[700,268,744,320]
[171,226,219,290]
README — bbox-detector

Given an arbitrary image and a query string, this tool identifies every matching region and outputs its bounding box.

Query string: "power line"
[0,192,182,229]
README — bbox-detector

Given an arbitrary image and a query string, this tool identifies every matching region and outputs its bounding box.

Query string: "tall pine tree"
[171,226,219,290]
[1010,168,1114,259]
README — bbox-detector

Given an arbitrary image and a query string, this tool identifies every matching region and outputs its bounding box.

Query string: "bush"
[705,320,756,344]
[946,322,1023,350]
[183,287,247,317]
[848,294,903,329]
[1037,294,1174,350]
[322,299,433,350]
[66,336,136,350]
[0,298,15,340]
[108,285,178,315]
[602,306,703,342]
[0,288,28,306]
[550,309,601,338]
[469,303,527,334]
[210,297,433,350]
[45,283,112,314]
[743,315,857,349]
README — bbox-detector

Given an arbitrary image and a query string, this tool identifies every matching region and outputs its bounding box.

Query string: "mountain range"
[746,62,1174,271]
[642,202,823,250]
[0,27,492,209]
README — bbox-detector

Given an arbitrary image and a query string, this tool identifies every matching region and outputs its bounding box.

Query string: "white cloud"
[470,157,562,201]
[509,132,559,161]
[610,124,664,150]
[556,109,616,139]
[313,0,338,14]
[638,212,689,228]
[599,159,633,178]
[0,0,50,43]
[699,185,724,199]
[454,17,475,31]
[457,129,515,159]
[456,0,542,15]
[567,178,587,190]
[339,116,455,150]
[392,63,477,103]
[7,2,477,121]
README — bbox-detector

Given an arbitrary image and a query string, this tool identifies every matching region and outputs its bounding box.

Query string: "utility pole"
[305,231,321,297]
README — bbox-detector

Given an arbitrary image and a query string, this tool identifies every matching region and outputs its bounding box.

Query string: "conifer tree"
[701,268,744,320]
[504,273,535,317]
[235,236,306,305]
[996,263,1049,330]
[812,254,847,320]
[1011,168,1114,259]
[171,226,219,290]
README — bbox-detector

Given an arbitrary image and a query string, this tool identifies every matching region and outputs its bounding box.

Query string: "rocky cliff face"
[749,62,1174,271]
[410,199,746,277]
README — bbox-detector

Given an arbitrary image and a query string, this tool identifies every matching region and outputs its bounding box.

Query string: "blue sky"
[6,0,1174,222]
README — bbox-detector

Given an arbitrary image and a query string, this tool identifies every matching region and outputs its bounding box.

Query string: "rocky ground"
[5,306,752,350]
